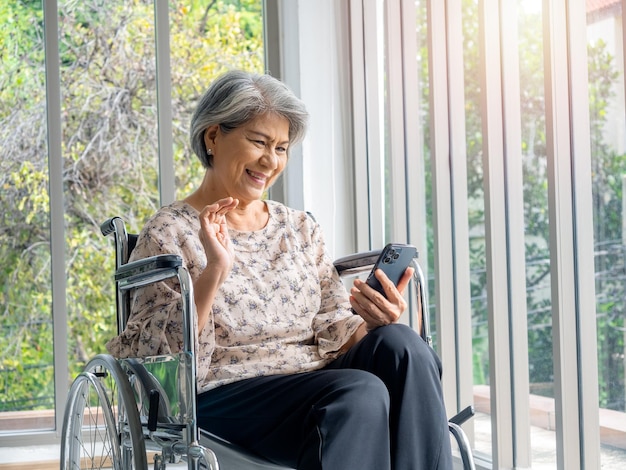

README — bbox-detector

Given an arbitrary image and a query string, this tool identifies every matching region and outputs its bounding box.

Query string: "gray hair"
[190,70,309,168]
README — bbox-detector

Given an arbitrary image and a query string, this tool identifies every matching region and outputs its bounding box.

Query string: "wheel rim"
[61,354,147,470]
[61,372,122,469]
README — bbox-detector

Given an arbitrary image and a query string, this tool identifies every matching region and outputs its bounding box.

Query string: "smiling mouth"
[246,169,267,184]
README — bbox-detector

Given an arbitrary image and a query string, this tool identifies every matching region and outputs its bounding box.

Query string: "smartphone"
[365,243,417,297]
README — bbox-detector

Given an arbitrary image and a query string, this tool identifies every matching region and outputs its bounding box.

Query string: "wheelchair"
[60,216,476,470]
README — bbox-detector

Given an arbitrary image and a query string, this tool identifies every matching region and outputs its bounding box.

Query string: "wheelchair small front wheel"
[61,354,148,470]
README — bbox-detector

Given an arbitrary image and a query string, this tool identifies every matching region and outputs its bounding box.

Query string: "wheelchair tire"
[61,354,148,470]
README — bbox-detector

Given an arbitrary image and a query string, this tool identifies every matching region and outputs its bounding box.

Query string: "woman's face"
[205,113,290,203]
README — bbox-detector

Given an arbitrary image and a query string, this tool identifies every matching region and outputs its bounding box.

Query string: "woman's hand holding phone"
[349,244,416,331]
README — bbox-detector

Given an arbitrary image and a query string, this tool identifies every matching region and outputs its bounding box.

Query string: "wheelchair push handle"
[449,405,475,426]
[100,217,123,236]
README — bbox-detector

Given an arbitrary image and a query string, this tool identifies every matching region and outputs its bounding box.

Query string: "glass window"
[0,0,53,431]
[0,0,263,437]
[517,2,557,467]
[59,0,160,388]
[413,0,626,466]
[459,0,492,460]
[168,0,265,198]
[587,0,626,461]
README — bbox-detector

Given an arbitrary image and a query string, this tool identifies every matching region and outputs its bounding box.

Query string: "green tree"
[588,38,625,411]
[0,0,263,411]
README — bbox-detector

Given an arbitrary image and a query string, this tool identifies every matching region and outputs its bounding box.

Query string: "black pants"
[196,324,452,470]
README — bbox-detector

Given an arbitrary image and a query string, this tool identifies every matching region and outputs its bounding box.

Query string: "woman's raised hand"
[198,197,239,279]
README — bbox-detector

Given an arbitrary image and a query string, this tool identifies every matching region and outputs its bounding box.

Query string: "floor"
[1,413,626,469]
[471,412,626,469]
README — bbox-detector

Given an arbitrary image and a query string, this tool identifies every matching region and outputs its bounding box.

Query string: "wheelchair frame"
[60,216,475,470]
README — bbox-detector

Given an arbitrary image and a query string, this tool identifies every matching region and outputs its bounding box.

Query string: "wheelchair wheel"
[61,354,148,470]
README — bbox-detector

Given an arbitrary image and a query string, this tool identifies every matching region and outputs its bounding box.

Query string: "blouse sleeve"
[309,221,364,359]
[105,211,215,367]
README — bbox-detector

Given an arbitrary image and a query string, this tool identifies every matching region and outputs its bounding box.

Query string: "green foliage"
[1,0,263,411]
[587,38,626,410]
[168,0,264,196]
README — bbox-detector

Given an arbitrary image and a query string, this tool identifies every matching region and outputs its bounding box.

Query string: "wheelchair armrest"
[115,254,183,289]
[336,248,432,346]
[333,249,382,276]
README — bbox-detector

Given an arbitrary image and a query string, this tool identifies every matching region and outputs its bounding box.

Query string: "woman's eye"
[276,146,287,154]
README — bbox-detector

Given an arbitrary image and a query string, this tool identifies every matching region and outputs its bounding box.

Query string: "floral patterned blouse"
[106,200,364,392]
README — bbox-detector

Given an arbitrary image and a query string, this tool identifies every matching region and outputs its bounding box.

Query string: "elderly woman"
[107,70,452,470]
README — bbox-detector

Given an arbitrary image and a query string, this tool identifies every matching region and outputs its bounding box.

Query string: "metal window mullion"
[426,0,457,411]
[263,0,288,205]
[43,0,69,436]
[349,0,371,251]
[445,0,474,426]
[154,0,175,205]
[384,0,429,331]
[384,0,408,244]
[398,0,429,331]
[500,0,532,466]
[400,0,428,279]
[263,0,281,81]
[567,0,601,468]
[543,1,582,468]
[478,0,516,467]
[362,0,386,249]
[619,0,626,445]
[623,0,626,123]
[274,0,305,211]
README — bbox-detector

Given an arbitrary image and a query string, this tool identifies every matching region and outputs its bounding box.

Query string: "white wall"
[276,0,357,258]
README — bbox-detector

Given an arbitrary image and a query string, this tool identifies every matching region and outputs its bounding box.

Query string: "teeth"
[248,170,265,180]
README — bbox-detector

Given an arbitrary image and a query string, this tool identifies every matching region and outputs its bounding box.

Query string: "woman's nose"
[260,148,278,168]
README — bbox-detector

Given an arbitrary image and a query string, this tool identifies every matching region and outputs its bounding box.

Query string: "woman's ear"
[203,125,219,149]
